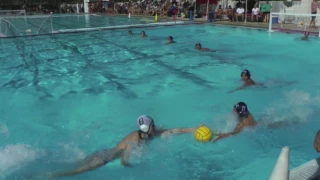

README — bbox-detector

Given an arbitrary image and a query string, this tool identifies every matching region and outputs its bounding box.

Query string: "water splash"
[261,90,320,124]
[0,144,43,179]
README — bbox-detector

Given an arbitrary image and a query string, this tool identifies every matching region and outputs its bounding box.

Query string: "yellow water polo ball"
[194,126,213,142]
[300,21,304,25]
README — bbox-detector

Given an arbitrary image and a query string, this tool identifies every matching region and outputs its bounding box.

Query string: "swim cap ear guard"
[241,69,251,78]
[233,102,249,117]
[137,115,154,134]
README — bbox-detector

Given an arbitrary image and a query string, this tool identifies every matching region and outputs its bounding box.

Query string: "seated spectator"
[227,6,233,21]
[251,5,259,22]
[215,5,223,21]
[236,5,244,22]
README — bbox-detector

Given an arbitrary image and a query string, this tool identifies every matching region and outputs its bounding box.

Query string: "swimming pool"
[0,23,320,180]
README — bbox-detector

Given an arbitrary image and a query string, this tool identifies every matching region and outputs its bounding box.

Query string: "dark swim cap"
[169,36,173,40]
[234,102,248,117]
[195,43,202,48]
[241,69,251,78]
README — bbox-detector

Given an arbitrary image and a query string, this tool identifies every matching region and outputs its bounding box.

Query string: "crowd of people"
[88,0,193,18]
[213,0,272,22]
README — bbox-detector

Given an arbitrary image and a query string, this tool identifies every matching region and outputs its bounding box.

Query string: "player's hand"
[212,129,222,142]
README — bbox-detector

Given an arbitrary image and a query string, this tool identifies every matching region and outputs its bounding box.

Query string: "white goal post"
[269,12,320,37]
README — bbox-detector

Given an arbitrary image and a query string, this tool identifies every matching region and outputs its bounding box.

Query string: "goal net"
[0,15,53,37]
[269,12,320,37]
[0,10,26,17]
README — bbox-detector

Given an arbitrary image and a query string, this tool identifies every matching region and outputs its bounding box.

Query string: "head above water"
[128,30,132,34]
[168,36,173,40]
[304,31,309,37]
[233,102,249,118]
[195,42,202,49]
[141,31,146,35]
[241,69,251,80]
[137,115,155,135]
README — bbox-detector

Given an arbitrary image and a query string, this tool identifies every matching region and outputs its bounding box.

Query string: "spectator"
[261,0,272,23]
[215,5,223,21]
[251,5,259,22]
[227,6,234,21]
[236,5,244,22]
[310,0,320,28]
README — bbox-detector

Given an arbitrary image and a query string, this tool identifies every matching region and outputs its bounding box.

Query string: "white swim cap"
[137,115,154,133]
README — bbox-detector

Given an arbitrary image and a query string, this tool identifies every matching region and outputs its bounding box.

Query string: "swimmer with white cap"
[50,115,200,178]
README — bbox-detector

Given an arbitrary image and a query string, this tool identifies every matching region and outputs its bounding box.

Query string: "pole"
[268,12,273,32]
[194,0,197,16]
[50,15,53,33]
[206,0,209,21]
[245,0,247,23]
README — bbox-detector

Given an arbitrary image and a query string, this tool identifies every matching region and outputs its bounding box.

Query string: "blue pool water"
[0,22,320,180]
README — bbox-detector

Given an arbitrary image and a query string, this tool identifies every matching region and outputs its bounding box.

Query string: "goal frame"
[269,12,320,37]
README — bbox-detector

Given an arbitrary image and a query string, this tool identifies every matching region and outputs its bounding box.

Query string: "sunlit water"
[0,19,320,180]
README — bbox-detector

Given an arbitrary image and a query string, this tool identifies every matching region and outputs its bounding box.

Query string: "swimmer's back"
[241,113,257,127]
[116,131,140,150]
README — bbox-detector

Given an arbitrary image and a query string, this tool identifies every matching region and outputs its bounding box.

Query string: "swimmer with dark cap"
[301,31,309,40]
[49,115,201,178]
[213,102,302,142]
[241,69,256,87]
[195,43,209,51]
[165,36,176,44]
[229,69,257,93]
[128,30,133,35]
[213,102,257,142]
[140,31,147,38]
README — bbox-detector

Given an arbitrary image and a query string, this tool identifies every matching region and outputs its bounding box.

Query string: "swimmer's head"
[233,102,249,118]
[304,31,309,37]
[168,36,173,41]
[128,30,132,34]
[241,69,251,80]
[195,43,202,49]
[137,115,155,136]
[141,31,146,36]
